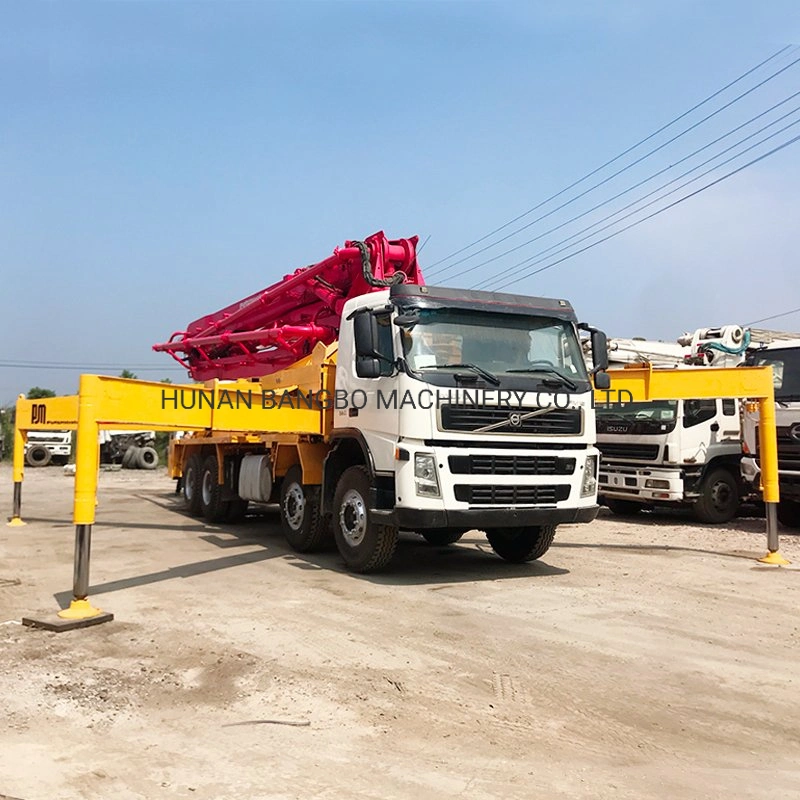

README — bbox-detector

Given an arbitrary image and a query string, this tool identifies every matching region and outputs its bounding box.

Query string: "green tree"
[119,370,138,379]
[26,387,56,399]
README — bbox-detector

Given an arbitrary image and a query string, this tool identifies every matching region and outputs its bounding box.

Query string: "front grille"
[755,425,800,471]
[440,405,581,435]
[454,483,571,505]
[597,443,660,461]
[449,454,576,475]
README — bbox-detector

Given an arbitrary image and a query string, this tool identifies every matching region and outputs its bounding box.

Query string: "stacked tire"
[122,446,159,470]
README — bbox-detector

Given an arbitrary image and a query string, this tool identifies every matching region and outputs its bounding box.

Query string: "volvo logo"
[790,423,800,442]
[508,412,522,427]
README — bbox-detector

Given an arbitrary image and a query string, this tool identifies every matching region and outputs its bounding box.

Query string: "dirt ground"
[1,464,799,800]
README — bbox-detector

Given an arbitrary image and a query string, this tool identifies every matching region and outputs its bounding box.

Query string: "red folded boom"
[153,232,424,381]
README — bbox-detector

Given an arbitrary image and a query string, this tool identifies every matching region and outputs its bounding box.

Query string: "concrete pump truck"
[154,232,611,572]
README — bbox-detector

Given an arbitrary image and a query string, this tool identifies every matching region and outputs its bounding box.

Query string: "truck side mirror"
[579,323,610,387]
[590,329,609,371]
[353,311,384,379]
[594,371,611,390]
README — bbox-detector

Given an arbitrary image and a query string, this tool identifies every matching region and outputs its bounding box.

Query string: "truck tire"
[486,525,557,563]
[182,453,203,516]
[137,446,159,470]
[421,528,466,546]
[122,446,139,469]
[605,499,642,516]
[777,500,800,530]
[333,466,398,573]
[279,465,327,552]
[200,454,229,523]
[692,468,739,524]
[25,445,52,467]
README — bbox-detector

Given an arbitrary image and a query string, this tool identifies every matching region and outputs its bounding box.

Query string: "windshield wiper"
[419,362,500,386]
[506,367,577,390]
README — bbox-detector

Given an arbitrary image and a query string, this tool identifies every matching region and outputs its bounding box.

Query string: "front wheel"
[692,468,739,524]
[333,466,398,573]
[485,525,557,563]
[279,465,327,552]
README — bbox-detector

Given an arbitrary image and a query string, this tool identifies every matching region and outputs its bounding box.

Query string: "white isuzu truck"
[593,326,749,523]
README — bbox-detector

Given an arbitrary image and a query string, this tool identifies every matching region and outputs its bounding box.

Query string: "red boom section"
[153,232,423,381]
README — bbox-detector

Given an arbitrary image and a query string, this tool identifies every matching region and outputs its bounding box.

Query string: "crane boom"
[153,232,423,381]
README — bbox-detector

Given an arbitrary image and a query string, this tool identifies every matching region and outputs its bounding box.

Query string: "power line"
[431,49,800,280]
[745,307,800,325]
[427,45,795,272]
[489,132,800,292]
[448,94,800,286]
[473,106,800,289]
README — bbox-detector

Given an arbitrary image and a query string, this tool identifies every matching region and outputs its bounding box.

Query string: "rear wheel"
[421,528,466,546]
[692,468,739,524]
[777,499,800,530]
[486,526,556,563]
[279,465,327,552]
[25,445,52,467]
[182,453,203,516]
[200,454,229,523]
[605,498,643,516]
[333,466,398,573]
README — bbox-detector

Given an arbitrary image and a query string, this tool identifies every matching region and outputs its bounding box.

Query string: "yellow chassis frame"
[5,364,787,622]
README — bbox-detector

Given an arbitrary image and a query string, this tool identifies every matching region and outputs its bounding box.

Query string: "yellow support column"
[57,375,111,622]
[757,395,789,565]
[7,396,27,527]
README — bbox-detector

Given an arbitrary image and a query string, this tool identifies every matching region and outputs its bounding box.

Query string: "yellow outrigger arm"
[6,363,786,627]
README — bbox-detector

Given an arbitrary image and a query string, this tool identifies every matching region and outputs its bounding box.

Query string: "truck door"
[336,309,399,474]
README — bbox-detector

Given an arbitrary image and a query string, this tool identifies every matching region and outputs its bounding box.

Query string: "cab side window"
[683,399,717,428]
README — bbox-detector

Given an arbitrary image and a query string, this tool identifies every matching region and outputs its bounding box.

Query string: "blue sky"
[1,0,799,401]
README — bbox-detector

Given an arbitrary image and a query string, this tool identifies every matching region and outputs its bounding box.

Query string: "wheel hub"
[339,489,367,546]
[284,483,305,530]
[185,467,194,501]
[711,481,732,511]
[202,470,212,506]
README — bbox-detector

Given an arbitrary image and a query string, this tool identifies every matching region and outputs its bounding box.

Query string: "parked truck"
[24,430,72,467]
[593,325,749,523]
[154,232,610,572]
[741,330,800,529]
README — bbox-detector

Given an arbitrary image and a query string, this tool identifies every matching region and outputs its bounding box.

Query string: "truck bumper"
[599,464,685,503]
[372,504,600,530]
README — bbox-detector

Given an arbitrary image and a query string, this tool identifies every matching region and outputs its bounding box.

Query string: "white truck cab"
[330,284,605,545]
[742,335,800,529]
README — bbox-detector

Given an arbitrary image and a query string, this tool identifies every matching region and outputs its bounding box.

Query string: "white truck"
[594,326,749,523]
[741,331,800,529]
[24,430,72,467]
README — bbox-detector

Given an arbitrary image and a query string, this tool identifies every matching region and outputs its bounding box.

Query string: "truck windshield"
[398,309,588,390]
[596,400,678,434]
[749,347,800,401]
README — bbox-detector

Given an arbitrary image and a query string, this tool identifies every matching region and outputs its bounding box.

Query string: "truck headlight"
[645,478,670,489]
[414,453,441,498]
[581,455,598,498]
